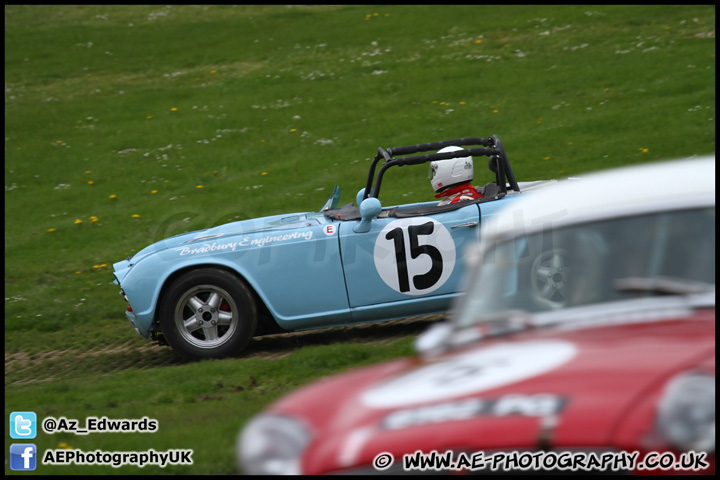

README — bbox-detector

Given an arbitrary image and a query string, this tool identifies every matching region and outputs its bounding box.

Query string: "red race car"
[237,156,715,475]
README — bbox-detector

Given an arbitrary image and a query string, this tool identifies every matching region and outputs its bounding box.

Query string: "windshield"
[456,207,715,328]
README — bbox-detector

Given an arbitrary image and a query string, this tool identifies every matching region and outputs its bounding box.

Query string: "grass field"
[4,5,715,474]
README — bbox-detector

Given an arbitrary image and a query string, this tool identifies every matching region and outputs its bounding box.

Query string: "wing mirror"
[353,189,382,233]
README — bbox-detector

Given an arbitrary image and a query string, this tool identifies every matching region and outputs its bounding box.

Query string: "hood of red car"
[268,309,714,474]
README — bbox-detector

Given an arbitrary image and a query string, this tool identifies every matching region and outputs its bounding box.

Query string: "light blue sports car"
[112,135,537,359]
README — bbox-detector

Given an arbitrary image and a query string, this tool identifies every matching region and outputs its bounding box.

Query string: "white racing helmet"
[430,146,474,193]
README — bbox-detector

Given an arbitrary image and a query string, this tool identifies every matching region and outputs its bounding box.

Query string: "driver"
[430,146,483,205]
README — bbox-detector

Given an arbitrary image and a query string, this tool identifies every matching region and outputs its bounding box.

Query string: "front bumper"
[114,259,153,340]
[125,308,152,339]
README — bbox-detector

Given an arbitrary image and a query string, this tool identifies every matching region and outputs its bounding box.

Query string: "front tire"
[158,268,257,360]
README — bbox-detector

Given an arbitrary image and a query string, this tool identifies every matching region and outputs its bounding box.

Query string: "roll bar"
[361,135,520,201]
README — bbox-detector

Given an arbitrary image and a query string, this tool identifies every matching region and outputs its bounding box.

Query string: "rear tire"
[530,248,569,309]
[158,268,257,360]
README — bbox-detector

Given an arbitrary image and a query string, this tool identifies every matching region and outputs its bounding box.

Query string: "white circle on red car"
[373,218,456,295]
[362,340,577,408]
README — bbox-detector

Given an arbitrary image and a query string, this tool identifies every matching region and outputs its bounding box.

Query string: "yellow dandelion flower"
[459,101,466,105]
[197,185,204,189]
[131,214,140,218]
[492,109,499,114]
[150,190,158,194]
[58,443,72,450]
[210,70,217,74]
[85,170,92,174]
[171,107,178,112]
[476,39,483,44]
[74,219,83,225]
[90,216,99,223]
[639,148,649,154]
[544,157,551,160]
[100,264,107,268]
[261,172,268,176]
[146,115,153,119]
[109,194,117,199]
[48,228,56,232]
[290,128,297,133]
[537,118,543,124]
[87,180,94,185]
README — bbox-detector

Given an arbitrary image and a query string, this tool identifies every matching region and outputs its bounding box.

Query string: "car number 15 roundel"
[373,218,456,295]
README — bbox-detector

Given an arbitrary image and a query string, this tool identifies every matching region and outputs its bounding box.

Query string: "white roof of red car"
[485,155,715,241]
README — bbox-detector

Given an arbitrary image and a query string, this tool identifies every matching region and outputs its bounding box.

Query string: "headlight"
[656,372,715,452]
[237,414,311,475]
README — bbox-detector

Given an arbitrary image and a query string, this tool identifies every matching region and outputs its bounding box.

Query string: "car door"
[338,203,481,320]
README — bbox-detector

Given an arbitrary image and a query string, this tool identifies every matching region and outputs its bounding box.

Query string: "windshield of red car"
[456,206,715,328]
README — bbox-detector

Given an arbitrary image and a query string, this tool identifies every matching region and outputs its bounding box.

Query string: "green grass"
[5,337,420,474]
[4,5,715,475]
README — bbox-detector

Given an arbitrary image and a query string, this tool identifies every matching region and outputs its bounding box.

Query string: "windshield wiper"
[614,276,715,296]
[453,310,533,345]
[417,310,531,357]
